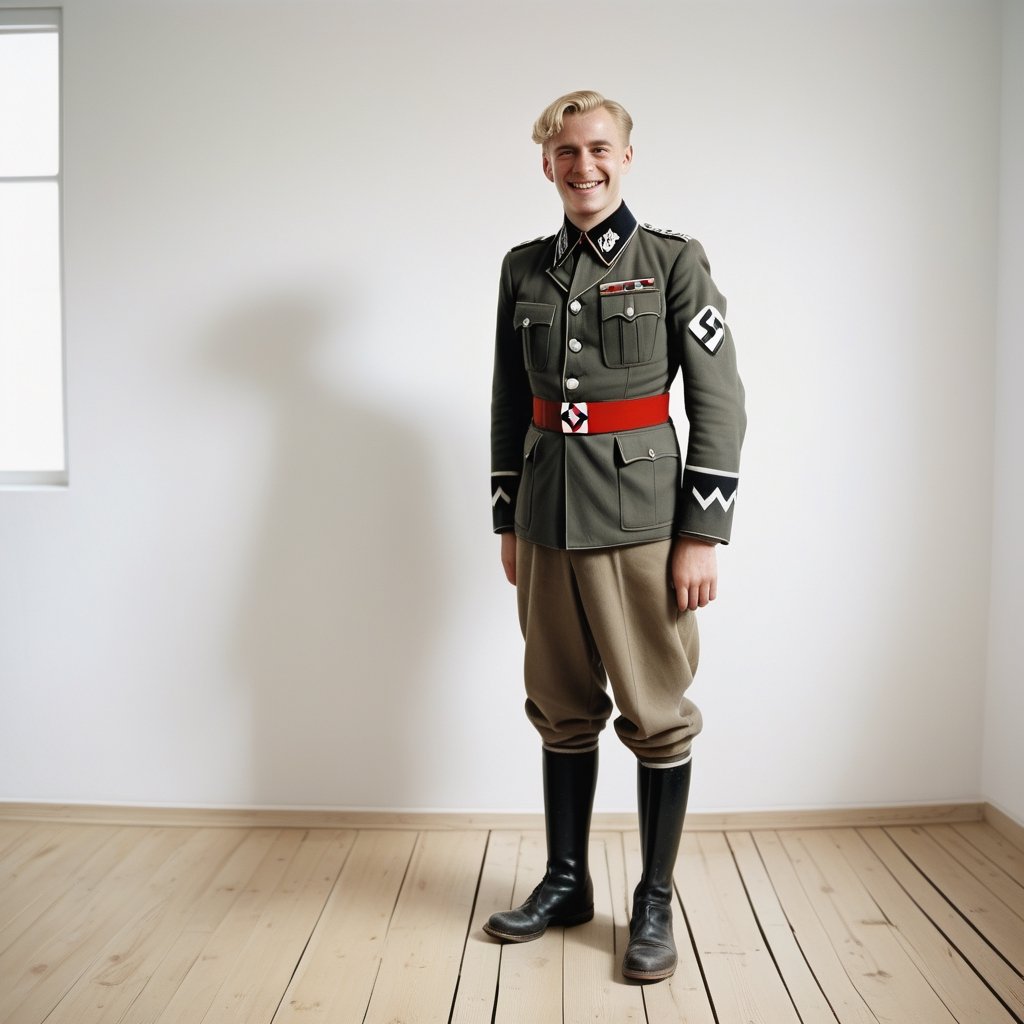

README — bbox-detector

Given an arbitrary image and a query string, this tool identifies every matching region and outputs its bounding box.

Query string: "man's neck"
[564,200,624,234]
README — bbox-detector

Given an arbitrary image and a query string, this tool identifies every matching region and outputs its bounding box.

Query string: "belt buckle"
[560,401,589,434]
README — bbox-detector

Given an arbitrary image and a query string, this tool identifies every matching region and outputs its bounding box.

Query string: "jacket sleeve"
[665,238,746,543]
[490,253,533,533]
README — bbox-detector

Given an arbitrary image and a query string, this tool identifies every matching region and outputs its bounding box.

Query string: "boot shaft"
[543,748,599,880]
[634,760,691,904]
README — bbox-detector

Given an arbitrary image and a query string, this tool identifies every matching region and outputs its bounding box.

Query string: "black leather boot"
[483,748,597,942]
[622,759,691,981]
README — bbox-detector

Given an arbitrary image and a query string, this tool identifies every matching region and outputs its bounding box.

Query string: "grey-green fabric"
[491,205,746,550]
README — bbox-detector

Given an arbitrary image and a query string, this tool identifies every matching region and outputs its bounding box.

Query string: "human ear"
[542,150,555,183]
[621,144,634,174]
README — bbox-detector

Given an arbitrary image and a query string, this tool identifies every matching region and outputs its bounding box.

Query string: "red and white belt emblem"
[560,402,589,434]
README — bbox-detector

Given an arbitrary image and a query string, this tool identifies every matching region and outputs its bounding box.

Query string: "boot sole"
[621,963,676,982]
[482,907,594,943]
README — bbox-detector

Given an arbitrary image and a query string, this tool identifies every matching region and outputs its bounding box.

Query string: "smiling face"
[542,106,633,231]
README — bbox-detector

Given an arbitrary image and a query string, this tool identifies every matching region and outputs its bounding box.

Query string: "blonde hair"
[532,90,633,147]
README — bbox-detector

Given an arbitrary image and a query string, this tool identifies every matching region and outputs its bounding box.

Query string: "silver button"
[522,317,530,327]
[568,338,582,352]
[648,448,656,457]
[566,378,580,391]
[626,306,635,317]
[569,300,582,314]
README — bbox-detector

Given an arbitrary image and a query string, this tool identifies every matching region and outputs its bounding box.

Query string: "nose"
[572,151,594,176]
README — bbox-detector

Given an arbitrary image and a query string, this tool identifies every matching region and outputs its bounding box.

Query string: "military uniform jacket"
[491,202,745,550]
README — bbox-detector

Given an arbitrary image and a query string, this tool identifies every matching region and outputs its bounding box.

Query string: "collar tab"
[553,202,638,268]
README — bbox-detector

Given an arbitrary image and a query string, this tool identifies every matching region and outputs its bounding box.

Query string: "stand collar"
[553,202,638,268]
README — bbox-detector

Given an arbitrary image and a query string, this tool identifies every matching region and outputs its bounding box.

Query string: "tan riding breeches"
[516,538,702,766]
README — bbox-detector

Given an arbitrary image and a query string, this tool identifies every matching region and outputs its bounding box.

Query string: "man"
[486,90,745,982]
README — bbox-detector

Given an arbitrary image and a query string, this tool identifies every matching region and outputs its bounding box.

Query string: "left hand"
[671,536,718,611]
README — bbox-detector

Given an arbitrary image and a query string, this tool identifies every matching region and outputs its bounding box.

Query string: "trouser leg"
[483,747,598,942]
[571,541,702,764]
[516,539,614,753]
[622,759,692,981]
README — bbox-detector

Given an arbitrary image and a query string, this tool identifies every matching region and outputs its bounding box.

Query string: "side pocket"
[614,425,680,530]
[514,426,543,530]
[600,290,661,367]
[514,301,557,371]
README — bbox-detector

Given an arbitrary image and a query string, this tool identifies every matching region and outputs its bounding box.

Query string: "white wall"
[0,0,1008,814]
[982,0,1024,826]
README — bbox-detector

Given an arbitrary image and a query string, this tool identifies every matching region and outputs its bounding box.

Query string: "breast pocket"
[614,425,680,531]
[600,290,661,367]
[514,302,557,371]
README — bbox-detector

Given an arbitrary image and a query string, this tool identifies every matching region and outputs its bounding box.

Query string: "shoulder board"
[509,233,554,253]
[641,223,691,242]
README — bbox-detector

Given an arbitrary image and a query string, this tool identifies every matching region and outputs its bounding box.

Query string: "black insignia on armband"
[684,466,738,513]
[688,304,726,354]
[491,472,520,509]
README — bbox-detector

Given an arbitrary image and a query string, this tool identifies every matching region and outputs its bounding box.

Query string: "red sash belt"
[532,393,670,435]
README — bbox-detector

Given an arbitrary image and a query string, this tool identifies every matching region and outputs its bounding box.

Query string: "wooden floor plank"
[152,828,308,1024]
[0,823,55,879]
[0,823,33,858]
[953,822,1024,886]
[600,831,653,1023]
[1,817,1020,1024]
[0,828,192,1024]
[563,835,646,1024]
[604,830,632,972]
[39,827,247,1024]
[780,830,959,1024]
[885,825,1024,977]
[861,827,1024,1020]
[926,825,1024,920]
[114,828,282,1024]
[621,828,715,1024]
[828,827,1017,1024]
[752,831,878,1024]
[493,832,563,1024]
[199,830,356,1024]
[727,831,840,1024]
[677,831,801,1024]
[0,826,119,952]
[0,824,67,879]
[272,829,417,1023]
[0,824,115,921]
[362,830,488,1024]
[450,830,519,1024]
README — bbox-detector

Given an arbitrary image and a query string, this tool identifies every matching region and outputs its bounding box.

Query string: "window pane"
[0,182,64,472]
[0,32,59,177]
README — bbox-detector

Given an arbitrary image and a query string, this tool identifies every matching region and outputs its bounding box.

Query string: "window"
[0,8,64,485]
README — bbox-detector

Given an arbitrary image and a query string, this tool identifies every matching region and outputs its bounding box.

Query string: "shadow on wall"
[206,291,445,808]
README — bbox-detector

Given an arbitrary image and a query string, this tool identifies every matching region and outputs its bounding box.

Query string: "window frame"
[0,6,67,488]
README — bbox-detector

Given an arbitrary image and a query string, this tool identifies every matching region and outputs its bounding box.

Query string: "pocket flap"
[514,302,556,330]
[614,427,680,465]
[523,424,543,460]
[600,290,661,322]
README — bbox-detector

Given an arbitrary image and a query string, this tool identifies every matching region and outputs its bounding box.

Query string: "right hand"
[500,532,517,585]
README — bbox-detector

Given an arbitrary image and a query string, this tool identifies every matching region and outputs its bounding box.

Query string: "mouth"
[569,181,602,191]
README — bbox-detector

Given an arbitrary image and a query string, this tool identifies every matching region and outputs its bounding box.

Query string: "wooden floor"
[0,819,1022,1023]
